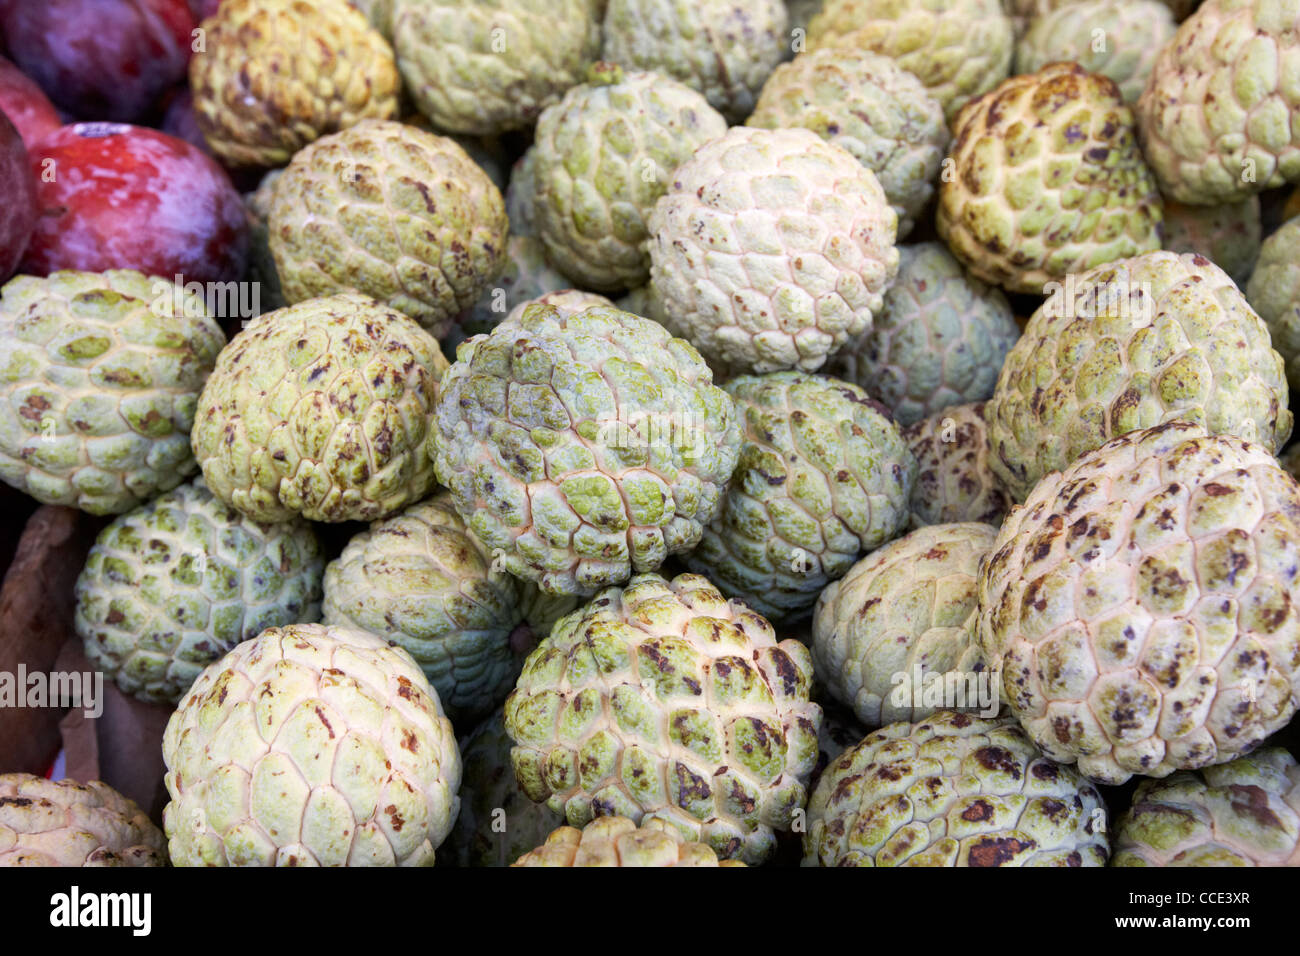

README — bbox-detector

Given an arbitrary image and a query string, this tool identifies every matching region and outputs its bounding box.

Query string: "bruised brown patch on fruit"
[968,835,1032,866]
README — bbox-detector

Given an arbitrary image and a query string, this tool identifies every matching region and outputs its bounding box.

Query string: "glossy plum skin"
[0,57,61,150]
[22,123,247,284]
[0,0,195,122]
[0,111,37,280]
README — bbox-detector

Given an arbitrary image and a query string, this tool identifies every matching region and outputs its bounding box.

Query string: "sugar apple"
[1137,0,1300,204]
[937,62,1164,295]
[506,148,540,237]
[430,303,740,596]
[803,710,1110,866]
[192,293,447,524]
[1112,747,1300,865]
[683,371,917,624]
[807,0,1014,121]
[0,775,166,867]
[445,712,566,867]
[1015,1,1176,105]
[829,243,1019,426]
[189,0,400,168]
[904,403,1011,528]
[513,816,747,866]
[268,120,507,340]
[812,523,997,728]
[1246,215,1300,389]
[162,623,462,866]
[446,237,574,352]
[647,126,900,375]
[503,290,615,326]
[977,421,1300,785]
[0,270,226,515]
[747,49,949,238]
[505,572,822,864]
[985,251,1292,501]
[322,492,577,722]
[603,0,789,123]
[392,0,602,136]
[76,477,325,705]
[532,63,729,292]
[243,170,287,317]
[1163,196,1262,286]
[348,0,393,36]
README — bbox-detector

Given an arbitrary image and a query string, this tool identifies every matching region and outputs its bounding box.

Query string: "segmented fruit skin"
[0,774,167,867]
[904,403,1011,528]
[446,713,566,867]
[684,371,916,624]
[431,303,741,596]
[938,62,1164,295]
[162,623,462,866]
[803,711,1109,866]
[1246,215,1300,390]
[1162,196,1262,286]
[322,493,577,722]
[985,251,1292,501]
[190,0,399,167]
[977,422,1300,785]
[648,126,899,375]
[0,270,225,515]
[812,523,997,728]
[748,49,949,238]
[830,243,1019,427]
[392,0,602,135]
[1112,748,1300,866]
[513,816,747,866]
[505,572,822,864]
[532,66,728,292]
[808,0,1013,121]
[268,120,507,339]
[76,477,325,705]
[1015,1,1176,104]
[1137,0,1300,204]
[603,0,789,123]
[192,292,448,523]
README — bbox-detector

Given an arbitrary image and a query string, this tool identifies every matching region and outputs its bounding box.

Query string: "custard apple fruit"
[1015,1,1176,105]
[505,148,540,238]
[747,49,948,239]
[532,63,728,292]
[0,775,166,867]
[268,120,507,339]
[684,371,916,624]
[503,290,614,326]
[1137,0,1300,204]
[812,523,997,728]
[647,126,900,375]
[322,492,577,722]
[431,303,740,596]
[803,711,1110,866]
[1163,196,1262,286]
[829,243,1019,426]
[445,712,566,867]
[807,0,1014,121]
[938,62,1164,295]
[75,477,325,705]
[513,816,747,866]
[1112,747,1300,865]
[0,270,225,514]
[162,623,462,866]
[903,402,1011,528]
[985,251,1292,501]
[603,0,789,123]
[190,0,399,168]
[1247,215,1300,389]
[192,293,448,523]
[977,422,1300,784]
[446,236,573,352]
[505,572,821,864]
[392,0,602,135]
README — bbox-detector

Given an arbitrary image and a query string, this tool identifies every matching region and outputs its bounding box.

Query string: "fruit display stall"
[0,0,1298,893]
